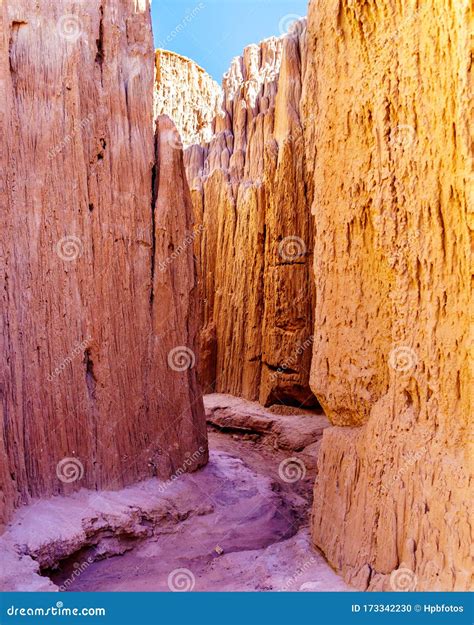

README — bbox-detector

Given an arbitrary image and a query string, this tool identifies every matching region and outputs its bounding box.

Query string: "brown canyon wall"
[303,0,472,590]
[0,0,207,528]
[178,21,317,406]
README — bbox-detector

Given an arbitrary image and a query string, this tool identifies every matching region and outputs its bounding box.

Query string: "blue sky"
[151,0,308,82]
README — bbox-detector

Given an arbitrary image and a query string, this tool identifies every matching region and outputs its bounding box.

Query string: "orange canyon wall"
[303,0,472,591]
[180,21,317,406]
[155,2,472,591]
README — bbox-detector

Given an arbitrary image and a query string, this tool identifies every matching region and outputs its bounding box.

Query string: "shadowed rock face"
[0,0,207,528]
[183,20,317,407]
[303,0,471,591]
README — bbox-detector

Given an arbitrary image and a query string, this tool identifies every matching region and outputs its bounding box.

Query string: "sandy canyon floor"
[1,395,349,592]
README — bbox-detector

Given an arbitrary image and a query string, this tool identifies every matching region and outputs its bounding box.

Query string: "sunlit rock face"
[183,20,317,407]
[1,0,207,528]
[302,0,471,591]
[154,49,222,148]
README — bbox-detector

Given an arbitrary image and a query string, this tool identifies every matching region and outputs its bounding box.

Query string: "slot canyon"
[0,0,471,597]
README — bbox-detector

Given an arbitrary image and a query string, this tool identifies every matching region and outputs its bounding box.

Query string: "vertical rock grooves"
[1,0,470,596]
[303,0,471,591]
[154,49,222,148]
[180,19,317,407]
[150,115,208,476]
[0,0,207,528]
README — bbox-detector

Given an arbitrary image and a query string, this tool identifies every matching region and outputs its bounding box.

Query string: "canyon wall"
[0,0,207,528]
[303,0,472,590]
[154,49,221,148]
[181,21,317,406]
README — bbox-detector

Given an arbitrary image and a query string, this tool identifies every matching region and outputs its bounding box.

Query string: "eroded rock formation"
[154,49,222,147]
[303,0,472,591]
[182,21,317,407]
[1,431,349,592]
[1,0,207,528]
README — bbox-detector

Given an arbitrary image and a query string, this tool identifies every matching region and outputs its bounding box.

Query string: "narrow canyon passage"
[3,396,348,592]
[49,400,347,592]
[1,0,470,600]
